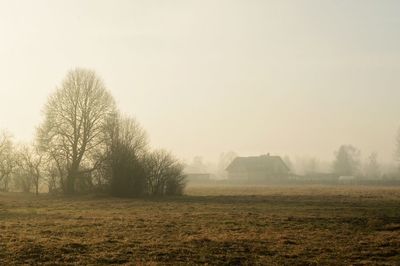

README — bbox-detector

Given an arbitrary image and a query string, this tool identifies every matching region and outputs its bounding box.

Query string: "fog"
[2,2,400,265]
[1,0,400,165]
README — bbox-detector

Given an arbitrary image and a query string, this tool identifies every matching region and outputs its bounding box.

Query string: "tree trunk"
[35,176,39,196]
[66,171,77,195]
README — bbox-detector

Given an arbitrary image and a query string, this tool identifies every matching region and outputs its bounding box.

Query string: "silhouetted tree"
[165,163,186,196]
[0,131,15,191]
[103,114,148,197]
[333,145,360,176]
[43,162,60,194]
[13,167,33,193]
[143,150,185,196]
[16,144,44,195]
[37,68,116,194]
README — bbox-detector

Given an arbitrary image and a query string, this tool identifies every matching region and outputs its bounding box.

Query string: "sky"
[0,0,399,164]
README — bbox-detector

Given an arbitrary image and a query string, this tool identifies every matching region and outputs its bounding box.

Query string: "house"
[226,154,290,182]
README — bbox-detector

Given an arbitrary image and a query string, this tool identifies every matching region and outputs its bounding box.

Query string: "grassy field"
[1,185,400,265]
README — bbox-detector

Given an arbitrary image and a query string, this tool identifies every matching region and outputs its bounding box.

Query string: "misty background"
[1,0,399,171]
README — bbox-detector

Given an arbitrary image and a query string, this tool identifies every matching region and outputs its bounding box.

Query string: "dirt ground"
[1,185,399,265]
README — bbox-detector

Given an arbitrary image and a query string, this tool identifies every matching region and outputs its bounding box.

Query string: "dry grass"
[1,185,400,265]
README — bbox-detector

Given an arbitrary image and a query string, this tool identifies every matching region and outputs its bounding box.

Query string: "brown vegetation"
[1,185,399,265]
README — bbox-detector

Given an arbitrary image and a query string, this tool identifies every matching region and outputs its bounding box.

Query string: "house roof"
[226,155,289,172]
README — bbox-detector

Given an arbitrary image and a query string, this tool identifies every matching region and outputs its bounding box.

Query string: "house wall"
[228,170,289,182]
[248,171,286,181]
[228,171,249,181]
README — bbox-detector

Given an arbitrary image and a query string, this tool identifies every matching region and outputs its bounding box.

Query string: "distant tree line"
[287,143,398,183]
[0,68,185,196]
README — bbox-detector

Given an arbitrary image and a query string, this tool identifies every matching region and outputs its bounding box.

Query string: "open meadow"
[1,185,400,265]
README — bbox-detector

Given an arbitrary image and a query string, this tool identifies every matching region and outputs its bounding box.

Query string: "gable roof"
[226,155,289,172]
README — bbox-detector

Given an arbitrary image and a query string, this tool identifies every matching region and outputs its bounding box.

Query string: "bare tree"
[17,144,44,195]
[103,113,148,196]
[42,161,60,194]
[13,167,33,193]
[143,150,185,196]
[37,68,116,194]
[0,131,15,191]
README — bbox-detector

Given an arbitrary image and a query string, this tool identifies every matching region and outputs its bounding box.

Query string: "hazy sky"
[0,0,399,164]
